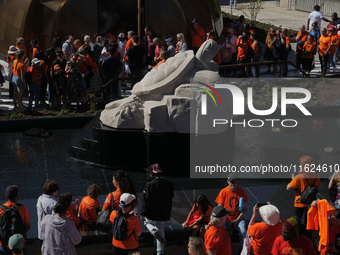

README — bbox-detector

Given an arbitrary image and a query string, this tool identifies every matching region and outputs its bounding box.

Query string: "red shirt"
[271,235,316,255]
[29,65,42,85]
[215,187,248,221]
[205,225,231,255]
[190,27,205,48]
[66,204,81,228]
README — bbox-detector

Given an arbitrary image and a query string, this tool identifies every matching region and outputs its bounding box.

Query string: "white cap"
[31,58,40,66]
[119,193,136,207]
[259,205,280,226]
[118,33,125,38]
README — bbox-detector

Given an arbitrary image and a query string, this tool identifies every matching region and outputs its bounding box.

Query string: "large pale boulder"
[100,39,232,134]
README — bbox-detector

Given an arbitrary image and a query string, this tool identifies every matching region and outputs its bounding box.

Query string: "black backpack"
[25,70,32,84]
[112,210,133,241]
[246,44,255,60]
[0,204,26,246]
[299,175,319,204]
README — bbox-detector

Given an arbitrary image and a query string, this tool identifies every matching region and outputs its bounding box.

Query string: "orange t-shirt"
[66,204,81,228]
[79,196,100,223]
[125,38,133,53]
[215,187,248,221]
[329,35,339,55]
[318,35,331,56]
[30,47,39,60]
[289,173,320,207]
[237,43,249,60]
[190,27,205,48]
[110,210,141,249]
[296,31,309,50]
[29,65,42,85]
[12,60,25,77]
[188,204,213,225]
[0,202,30,245]
[248,221,283,255]
[204,225,231,255]
[252,40,259,56]
[302,41,317,59]
[154,59,166,68]
[103,189,122,211]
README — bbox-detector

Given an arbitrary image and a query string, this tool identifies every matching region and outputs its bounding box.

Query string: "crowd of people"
[2,9,339,111]
[2,156,340,255]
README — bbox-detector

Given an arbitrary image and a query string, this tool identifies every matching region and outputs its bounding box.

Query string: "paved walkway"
[220,0,332,31]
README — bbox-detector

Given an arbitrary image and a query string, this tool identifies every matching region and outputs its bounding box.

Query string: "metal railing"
[218,60,308,77]
[293,0,340,16]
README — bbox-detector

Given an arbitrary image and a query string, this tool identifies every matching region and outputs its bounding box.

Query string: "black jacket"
[141,176,174,221]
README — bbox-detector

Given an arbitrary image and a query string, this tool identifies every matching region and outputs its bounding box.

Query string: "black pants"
[319,54,329,76]
[296,49,303,69]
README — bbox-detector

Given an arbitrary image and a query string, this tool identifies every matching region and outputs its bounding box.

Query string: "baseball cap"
[211,206,230,218]
[148,163,162,174]
[118,33,125,38]
[8,234,24,251]
[192,18,198,24]
[165,38,173,43]
[119,193,136,207]
[31,58,40,66]
[55,48,63,55]
[227,173,238,182]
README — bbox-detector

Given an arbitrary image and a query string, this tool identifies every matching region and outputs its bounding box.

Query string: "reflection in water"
[13,138,28,163]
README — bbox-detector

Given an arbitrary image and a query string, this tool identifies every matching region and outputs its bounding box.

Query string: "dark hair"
[30,39,39,46]
[35,50,44,60]
[87,184,101,199]
[59,192,72,206]
[242,35,248,42]
[251,33,257,40]
[108,45,116,56]
[194,194,212,214]
[51,37,62,49]
[43,180,59,195]
[314,5,320,11]
[335,209,340,220]
[54,202,68,214]
[16,50,25,60]
[132,36,139,43]
[113,170,136,196]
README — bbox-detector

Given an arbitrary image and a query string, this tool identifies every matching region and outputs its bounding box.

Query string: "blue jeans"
[225,218,247,250]
[29,82,40,108]
[144,218,165,255]
[230,0,237,7]
[329,53,336,68]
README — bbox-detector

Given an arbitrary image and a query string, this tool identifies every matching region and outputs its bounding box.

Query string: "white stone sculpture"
[100,39,233,134]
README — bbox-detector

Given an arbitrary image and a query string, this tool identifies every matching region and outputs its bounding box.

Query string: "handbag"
[96,192,114,232]
[240,232,252,255]
[299,175,318,204]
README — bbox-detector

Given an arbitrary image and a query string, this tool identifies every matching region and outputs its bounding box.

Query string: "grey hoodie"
[41,214,82,255]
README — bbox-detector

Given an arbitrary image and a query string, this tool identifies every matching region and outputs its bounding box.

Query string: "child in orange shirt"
[183,194,213,237]
[301,34,317,76]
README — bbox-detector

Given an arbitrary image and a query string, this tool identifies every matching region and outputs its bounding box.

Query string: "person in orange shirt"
[190,19,205,54]
[0,185,30,255]
[110,193,141,255]
[79,184,101,234]
[295,25,309,70]
[248,203,282,255]
[301,34,317,76]
[318,28,332,76]
[29,39,40,60]
[250,33,260,77]
[124,31,136,62]
[183,194,213,237]
[328,27,339,72]
[102,170,136,212]
[59,192,81,228]
[215,174,248,251]
[150,51,167,69]
[28,58,43,109]
[236,35,249,77]
[204,206,232,255]
[286,155,320,237]
[12,50,26,111]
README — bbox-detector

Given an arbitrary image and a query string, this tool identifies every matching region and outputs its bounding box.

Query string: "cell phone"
[256,202,267,208]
